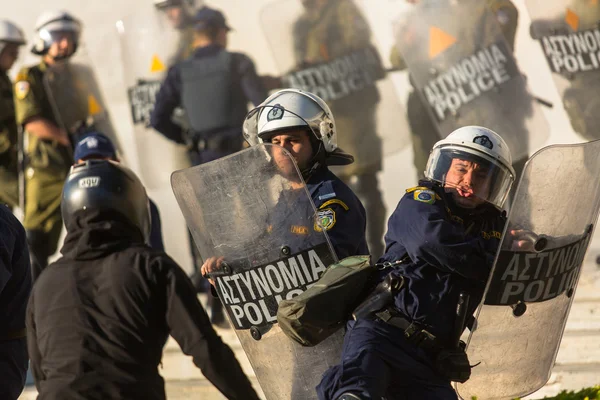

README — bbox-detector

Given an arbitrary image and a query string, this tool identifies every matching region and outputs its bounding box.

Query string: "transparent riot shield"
[259,0,410,178]
[393,0,549,162]
[171,144,340,400]
[43,47,121,152]
[526,0,600,141]
[117,7,190,189]
[456,139,600,400]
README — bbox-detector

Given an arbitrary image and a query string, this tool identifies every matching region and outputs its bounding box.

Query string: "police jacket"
[150,44,267,146]
[0,205,31,340]
[378,180,505,343]
[266,166,369,261]
[308,166,369,259]
[26,209,259,400]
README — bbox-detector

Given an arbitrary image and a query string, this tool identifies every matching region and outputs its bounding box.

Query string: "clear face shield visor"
[425,146,514,209]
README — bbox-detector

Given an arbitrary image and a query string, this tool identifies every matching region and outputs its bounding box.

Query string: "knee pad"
[336,393,365,400]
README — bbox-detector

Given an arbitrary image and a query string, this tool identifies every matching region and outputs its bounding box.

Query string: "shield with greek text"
[43,47,121,152]
[392,0,549,162]
[116,6,190,189]
[526,0,600,140]
[171,144,339,400]
[456,139,600,400]
[259,0,410,177]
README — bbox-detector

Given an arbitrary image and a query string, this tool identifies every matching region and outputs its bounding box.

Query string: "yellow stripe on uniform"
[319,199,349,211]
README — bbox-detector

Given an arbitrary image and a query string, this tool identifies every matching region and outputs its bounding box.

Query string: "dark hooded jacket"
[26,209,259,400]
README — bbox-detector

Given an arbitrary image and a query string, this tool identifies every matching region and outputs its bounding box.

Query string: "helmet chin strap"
[300,141,327,181]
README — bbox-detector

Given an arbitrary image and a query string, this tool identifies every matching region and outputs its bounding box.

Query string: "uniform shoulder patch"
[314,208,336,232]
[413,189,437,204]
[14,81,30,100]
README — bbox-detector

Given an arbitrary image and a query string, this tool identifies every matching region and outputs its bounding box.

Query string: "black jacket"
[26,210,259,400]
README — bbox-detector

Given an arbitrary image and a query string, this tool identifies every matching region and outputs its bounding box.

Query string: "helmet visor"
[425,145,514,209]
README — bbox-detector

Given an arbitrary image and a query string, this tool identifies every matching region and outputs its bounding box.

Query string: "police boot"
[26,229,51,282]
[343,173,386,259]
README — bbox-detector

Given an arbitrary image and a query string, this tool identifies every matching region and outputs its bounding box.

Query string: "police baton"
[452,292,470,348]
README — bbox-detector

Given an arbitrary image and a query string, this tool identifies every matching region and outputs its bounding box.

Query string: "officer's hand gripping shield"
[259,0,410,177]
[171,144,340,400]
[43,47,121,151]
[116,6,190,189]
[526,0,600,141]
[392,0,549,162]
[456,139,600,400]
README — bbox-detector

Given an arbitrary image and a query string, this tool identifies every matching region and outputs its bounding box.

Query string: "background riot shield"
[393,0,549,162]
[43,48,122,152]
[526,0,600,141]
[171,144,341,400]
[117,7,190,189]
[259,0,410,178]
[456,139,600,400]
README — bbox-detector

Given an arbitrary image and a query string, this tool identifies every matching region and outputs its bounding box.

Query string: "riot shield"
[456,139,600,400]
[526,0,600,141]
[117,7,190,189]
[259,0,410,178]
[172,144,340,400]
[393,0,549,162]
[43,48,121,152]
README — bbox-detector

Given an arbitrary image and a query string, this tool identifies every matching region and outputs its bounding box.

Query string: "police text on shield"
[541,28,600,74]
[283,47,383,102]
[484,234,591,306]
[423,42,518,121]
[127,80,162,125]
[216,245,331,330]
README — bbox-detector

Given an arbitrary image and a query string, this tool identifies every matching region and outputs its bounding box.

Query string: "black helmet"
[61,160,151,242]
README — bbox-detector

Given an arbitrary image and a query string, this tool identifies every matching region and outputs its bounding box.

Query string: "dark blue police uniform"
[317,180,505,400]
[270,166,369,260]
[0,205,31,400]
[150,44,267,165]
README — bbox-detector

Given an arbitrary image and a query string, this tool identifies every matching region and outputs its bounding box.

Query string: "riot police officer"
[154,0,200,63]
[293,0,388,259]
[202,89,369,280]
[14,10,83,281]
[0,20,26,210]
[391,0,524,192]
[151,5,268,323]
[151,5,267,166]
[317,126,515,400]
[27,160,260,400]
[0,205,31,399]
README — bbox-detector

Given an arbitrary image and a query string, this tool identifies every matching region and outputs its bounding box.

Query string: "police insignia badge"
[473,135,494,149]
[267,104,285,121]
[414,189,436,204]
[315,208,336,232]
[15,81,30,100]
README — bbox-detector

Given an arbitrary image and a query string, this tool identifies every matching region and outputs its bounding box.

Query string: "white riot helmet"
[0,20,26,56]
[32,10,82,58]
[425,126,515,209]
[243,88,354,167]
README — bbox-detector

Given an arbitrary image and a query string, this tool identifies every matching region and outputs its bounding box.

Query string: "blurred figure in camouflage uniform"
[391,0,523,190]
[0,20,26,211]
[293,0,387,258]
[530,0,600,141]
[154,0,201,64]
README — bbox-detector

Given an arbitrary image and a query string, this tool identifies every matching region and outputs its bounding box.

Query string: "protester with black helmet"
[26,160,259,400]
